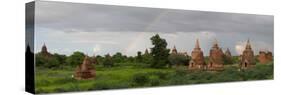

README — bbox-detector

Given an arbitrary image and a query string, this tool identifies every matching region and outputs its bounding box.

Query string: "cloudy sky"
[34,1,273,56]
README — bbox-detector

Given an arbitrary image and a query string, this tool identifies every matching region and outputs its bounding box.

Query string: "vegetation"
[35,62,273,93]
[35,34,274,94]
[150,34,170,68]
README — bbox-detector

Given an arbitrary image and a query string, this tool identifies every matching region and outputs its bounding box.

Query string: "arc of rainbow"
[123,10,169,55]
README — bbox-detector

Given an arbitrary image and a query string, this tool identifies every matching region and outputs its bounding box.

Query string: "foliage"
[36,53,60,68]
[136,51,143,63]
[150,34,170,68]
[53,53,67,64]
[66,51,85,66]
[142,53,153,65]
[103,54,114,67]
[131,73,149,86]
[168,53,190,67]
[112,52,126,63]
[35,62,273,93]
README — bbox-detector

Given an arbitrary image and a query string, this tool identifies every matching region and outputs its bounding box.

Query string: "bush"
[168,53,189,67]
[103,54,114,67]
[66,51,84,67]
[131,73,149,86]
[148,75,161,86]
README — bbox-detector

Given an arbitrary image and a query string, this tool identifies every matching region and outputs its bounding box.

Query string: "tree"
[66,51,85,66]
[112,52,125,63]
[142,52,153,64]
[103,54,114,67]
[53,53,67,64]
[35,53,60,68]
[168,53,189,68]
[136,51,143,63]
[150,34,170,68]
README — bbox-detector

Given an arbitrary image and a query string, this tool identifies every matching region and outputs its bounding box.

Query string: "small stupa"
[239,39,255,69]
[74,55,96,80]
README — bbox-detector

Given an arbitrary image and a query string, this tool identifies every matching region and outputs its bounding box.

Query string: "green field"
[35,62,273,94]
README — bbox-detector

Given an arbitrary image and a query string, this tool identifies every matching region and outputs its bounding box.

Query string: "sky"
[33,1,274,56]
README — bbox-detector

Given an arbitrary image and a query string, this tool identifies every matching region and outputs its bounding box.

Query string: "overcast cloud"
[34,1,273,56]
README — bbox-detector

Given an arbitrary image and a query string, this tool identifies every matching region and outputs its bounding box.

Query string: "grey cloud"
[34,1,273,56]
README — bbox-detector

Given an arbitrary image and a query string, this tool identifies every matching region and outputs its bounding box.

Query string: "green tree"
[53,53,67,64]
[168,53,189,68]
[103,54,114,67]
[150,34,170,68]
[66,51,85,66]
[136,51,143,63]
[112,52,125,63]
[142,53,153,64]
[35,53,60,68]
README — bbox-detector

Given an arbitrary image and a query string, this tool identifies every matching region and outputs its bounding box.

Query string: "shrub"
[131,73,149,86]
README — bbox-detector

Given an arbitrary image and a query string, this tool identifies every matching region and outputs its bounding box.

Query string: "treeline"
[35,34,191,69]
[35,34,264,69]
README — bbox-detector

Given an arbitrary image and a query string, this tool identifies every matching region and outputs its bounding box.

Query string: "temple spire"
[145,48,149,54]
[246,39,252,49]
[195,39,200,49]
[172,45,177,54]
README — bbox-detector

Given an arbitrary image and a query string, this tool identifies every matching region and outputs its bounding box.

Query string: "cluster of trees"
[35,34,193,69]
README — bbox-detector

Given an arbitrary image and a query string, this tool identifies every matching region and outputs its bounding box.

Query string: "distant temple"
[171,45,178,54]
[74,55,96,80]
[188,39,206,70]
[239,39,255,69]
[40,43,51,56]
[144,48,149,55]
[258,51,273,64]
[207,39,224,71]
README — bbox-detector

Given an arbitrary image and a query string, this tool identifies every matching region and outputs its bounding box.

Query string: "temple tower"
[40,43,51,56]
[188,39,206,70]
[171,45,178,54]
[207,39,224,71]
[239,39,255,69]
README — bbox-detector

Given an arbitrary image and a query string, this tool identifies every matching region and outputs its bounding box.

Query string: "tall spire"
[41,43,48,53]
[246,39,251,49]
[145,48,149,54]
[195,39,200,49]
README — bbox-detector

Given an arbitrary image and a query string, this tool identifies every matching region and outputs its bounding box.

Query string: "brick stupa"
[207,40,224,71]
[258,51,273,64]
[74,55,96,80]
[188,39,206,70]
[239,39,255,69]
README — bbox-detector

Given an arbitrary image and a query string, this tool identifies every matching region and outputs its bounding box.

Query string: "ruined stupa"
[207,39,224,71]
[258,51,273,64]
[188,39,206,70]
[239,39,255,69]
[74,55,96,80]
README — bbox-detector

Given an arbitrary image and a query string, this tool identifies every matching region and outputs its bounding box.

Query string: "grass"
[35,64,174,93]
[35,62,273,94]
